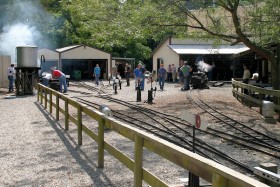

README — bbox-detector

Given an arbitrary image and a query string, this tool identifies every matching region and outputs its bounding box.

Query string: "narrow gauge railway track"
[74,96,254,175]
[187,89,280,158]
[68,82,254,174]
[71,82,279,175]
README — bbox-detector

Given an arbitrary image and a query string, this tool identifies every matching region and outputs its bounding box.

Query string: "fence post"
[44,88,47,109]
[134,135,144,187]
[98,117,105,168]
[49,91,52,114]
[65,99,69,131]
[40,87,43,104]
[77,105,82,145]
[56,94,59,121]
[212,172,228,187]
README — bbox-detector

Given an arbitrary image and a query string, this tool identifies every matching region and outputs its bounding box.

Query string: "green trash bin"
[73,70,81,81]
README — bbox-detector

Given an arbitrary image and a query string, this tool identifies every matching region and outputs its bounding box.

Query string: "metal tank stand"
[15,67,40,95]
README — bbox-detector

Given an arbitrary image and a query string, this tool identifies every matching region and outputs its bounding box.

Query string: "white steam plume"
[196,61,215,73]
[0,23,41,63]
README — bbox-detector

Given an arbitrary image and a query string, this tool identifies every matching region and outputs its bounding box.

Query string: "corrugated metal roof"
[56,45,81,53]
[168,44,249,55]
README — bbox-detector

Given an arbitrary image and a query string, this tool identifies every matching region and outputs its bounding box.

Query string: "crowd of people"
[10,59,262,94]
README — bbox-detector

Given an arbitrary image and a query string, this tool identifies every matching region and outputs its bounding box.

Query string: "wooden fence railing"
[232,78,280,121]
[37,83,268,187]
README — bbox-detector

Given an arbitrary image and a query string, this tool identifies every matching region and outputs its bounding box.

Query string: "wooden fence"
[232,78,280,121]
[37,83,268,187]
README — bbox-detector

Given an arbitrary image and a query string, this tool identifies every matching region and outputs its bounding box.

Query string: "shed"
[151,37,251,81]
[57,45,111,80]
[39,45,111,80]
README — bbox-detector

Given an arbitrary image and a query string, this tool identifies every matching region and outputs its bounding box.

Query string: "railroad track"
[69,83,255,173]
[69,82,280,176]
[187,89,280,158]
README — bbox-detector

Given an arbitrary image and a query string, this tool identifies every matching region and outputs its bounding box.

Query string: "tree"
[136,0,280,89]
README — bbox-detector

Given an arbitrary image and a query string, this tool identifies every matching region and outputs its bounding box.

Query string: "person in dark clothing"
[124,63,131,86]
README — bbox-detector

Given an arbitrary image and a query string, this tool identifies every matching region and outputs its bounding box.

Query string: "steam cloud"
[196,61,215,73]
[0,0,51,63]
[0,24,41,63]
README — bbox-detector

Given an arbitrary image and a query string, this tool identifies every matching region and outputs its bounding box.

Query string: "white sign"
[180,110,208,130]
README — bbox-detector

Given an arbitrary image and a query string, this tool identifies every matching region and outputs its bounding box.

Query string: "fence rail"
[232,78,280,121]
[37,83,268,187]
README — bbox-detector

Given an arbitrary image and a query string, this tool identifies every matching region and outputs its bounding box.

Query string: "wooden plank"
[77,106,82,145]
[104,141,134,171]
[82,124,98,141]
[82,106,103,121]
[69,114,78,125]
[49,91,52,114]
[56,94,59,121]
[134,135,144,187]
[98,118,105,168]
[65,99,69,131]
[104,118,135,141]
[212,172,228,187]
[142,169,169,187]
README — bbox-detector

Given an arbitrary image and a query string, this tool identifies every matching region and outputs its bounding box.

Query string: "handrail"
[37,83,269,187]
[232,78,280,121]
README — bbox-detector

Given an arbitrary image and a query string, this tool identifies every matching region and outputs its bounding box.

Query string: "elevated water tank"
[16,46,38,68]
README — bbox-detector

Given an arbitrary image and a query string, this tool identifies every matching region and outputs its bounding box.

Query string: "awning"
[168,44,249,55]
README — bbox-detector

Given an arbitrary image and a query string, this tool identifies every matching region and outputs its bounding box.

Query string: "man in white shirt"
[42,72,53,87]
[7,64,15,92]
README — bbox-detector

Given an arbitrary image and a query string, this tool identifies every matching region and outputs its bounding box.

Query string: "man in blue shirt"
[134,63,142,90]
[158,63,167,91]
[94,64,101,86]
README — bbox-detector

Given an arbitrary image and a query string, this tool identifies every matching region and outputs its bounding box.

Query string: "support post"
[212,172,228,187]
[98,117,105,168]
[49,91,52,114]
[44,88,47,109]
[56,94,59,121]
[65,99,69,131]
[188,125,199,187]
[77,105,82,145]
[134,135,143,187]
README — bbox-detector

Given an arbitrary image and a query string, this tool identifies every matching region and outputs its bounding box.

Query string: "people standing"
[94,64,101,86]
[51,68,67,93]
[243,64,251,94]
[134,63,142,90]
[139,63,146,90]
[7,64,15,92]
[111,64,118,79]
[167,65,172,82]
[178,60,184,86]
[158,63,167,91]
[124,63,131,86]
[171,64,177,83]
[180,61,192,91]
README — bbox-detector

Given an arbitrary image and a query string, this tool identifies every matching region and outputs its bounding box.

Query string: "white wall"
[0,56,11,88]
[153,39,179,72]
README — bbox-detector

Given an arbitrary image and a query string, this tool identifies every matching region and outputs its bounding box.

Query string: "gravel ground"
[0,79,279,186]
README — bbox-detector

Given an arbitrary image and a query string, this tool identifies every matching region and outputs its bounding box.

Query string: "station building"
[39,45,112,80]
[151,37,257,81]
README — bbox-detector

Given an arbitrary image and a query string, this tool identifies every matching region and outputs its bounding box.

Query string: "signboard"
[180,110,208,130]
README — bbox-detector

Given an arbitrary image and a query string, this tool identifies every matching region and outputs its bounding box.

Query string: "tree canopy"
[1,0,279,87]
